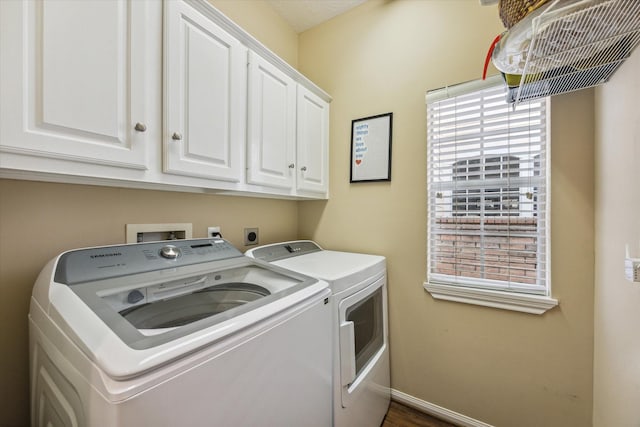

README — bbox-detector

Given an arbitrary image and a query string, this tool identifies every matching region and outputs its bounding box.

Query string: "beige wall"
[298,1,595,426]
[593,51,640,426]
[0,2,299,425]
[208,0,299,67]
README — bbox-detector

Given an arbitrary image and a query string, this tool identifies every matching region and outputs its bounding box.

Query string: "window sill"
[423,282,558,315]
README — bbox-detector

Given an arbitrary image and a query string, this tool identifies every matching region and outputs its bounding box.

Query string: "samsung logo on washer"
[90,252,122,259]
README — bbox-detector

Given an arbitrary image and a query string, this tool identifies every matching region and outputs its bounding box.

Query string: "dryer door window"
[338,274,386,405]
[346,287,383,377]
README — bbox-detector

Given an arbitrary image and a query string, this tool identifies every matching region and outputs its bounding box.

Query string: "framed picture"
[350,112,393,183]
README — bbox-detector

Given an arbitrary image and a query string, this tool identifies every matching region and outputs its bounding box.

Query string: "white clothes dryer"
[29,238,332,427]
[246,241,390,427]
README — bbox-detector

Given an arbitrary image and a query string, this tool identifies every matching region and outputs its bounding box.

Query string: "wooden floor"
[381,401,456,427]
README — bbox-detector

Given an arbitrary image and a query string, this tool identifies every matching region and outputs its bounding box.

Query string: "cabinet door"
[164,0,246,182]
[0,0,152,169]
[296,86,330,195]
[246,51,297,189]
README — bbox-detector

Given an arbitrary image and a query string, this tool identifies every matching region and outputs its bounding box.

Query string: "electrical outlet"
[207,226,222,238]
[625,258,640,283]
[625,244,640,283]
[244,227,259,246]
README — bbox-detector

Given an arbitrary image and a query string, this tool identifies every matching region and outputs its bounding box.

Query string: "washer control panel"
[54,239,243,286]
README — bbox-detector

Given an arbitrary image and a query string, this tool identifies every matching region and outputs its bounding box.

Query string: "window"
[424,75,557,314]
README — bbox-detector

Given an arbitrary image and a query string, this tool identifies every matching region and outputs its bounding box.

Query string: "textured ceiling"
[265,0,368,33]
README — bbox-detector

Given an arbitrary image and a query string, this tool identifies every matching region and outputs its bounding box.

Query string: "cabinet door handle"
[134,122,147,132]
[171,132,183,141]
[300,166,307,172]
[288,163,295,169]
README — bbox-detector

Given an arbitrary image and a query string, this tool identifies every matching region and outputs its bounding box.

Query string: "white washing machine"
[246,241,390,427]
[29,238,332,427]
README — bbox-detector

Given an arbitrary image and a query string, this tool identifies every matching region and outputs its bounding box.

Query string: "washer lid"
[43,258,329,379]
[119,282,271,330]
[65,258,318,351]
[38,239,331,379]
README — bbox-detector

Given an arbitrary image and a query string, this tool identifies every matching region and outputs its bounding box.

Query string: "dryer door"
[338,275,387,407]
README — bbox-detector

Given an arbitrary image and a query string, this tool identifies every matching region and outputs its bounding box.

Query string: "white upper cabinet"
[0,0,331,199]
[246,51,297,189]
[0,0,154,170]
[163,0,247,182]
[247,52,330,197]
[296,86,330,195]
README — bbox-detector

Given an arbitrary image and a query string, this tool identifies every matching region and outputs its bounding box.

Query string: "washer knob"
[160,245,181,259]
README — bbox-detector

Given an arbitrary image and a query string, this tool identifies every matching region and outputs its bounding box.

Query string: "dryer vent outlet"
[244,228,259,246]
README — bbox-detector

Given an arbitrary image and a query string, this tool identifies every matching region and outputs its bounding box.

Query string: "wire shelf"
[505,0,640,104]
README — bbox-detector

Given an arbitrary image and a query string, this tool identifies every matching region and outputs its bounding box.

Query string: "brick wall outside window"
[432,217,538,285]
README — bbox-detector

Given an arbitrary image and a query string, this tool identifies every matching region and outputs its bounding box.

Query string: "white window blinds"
[426,76,550,295]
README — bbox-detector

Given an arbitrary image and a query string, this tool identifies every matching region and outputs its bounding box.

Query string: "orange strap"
[483,34,502,80]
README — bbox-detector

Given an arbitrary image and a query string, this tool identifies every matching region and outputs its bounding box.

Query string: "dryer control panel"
[54,239,243,285]
[247,241,322,262]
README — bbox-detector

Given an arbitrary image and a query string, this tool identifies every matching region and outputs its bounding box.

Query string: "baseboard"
[390,389,494,427]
